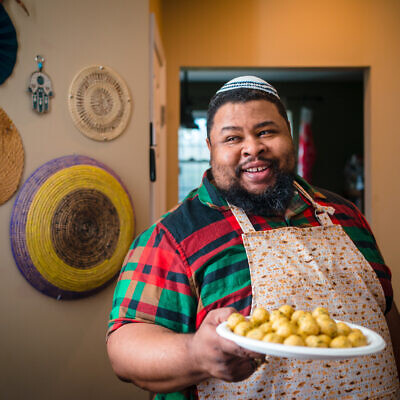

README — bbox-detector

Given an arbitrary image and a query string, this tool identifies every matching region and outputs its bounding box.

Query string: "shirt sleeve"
[317,186,393,315]
[331,198,394,315]
[107,222,197,338]
[349,207,393,314]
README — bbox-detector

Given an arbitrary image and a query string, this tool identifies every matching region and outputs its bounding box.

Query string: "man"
[107,76,400,399]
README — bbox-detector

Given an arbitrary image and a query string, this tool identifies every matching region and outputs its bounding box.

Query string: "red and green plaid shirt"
[108,172,392,400]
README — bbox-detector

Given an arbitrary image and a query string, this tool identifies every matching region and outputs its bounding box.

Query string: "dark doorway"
[179,67,365,211]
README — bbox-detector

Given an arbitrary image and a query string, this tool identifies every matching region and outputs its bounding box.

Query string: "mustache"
[235,157,279,177]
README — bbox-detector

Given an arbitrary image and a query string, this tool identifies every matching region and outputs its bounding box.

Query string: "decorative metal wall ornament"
[0,107,24,204]
[28,55,54,113]
[68,65,132,141]
[10,155,135,299]
[0,3,18,85]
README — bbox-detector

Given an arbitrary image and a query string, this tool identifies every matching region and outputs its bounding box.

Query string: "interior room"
[0,1,399,399]
[179,68,364,208]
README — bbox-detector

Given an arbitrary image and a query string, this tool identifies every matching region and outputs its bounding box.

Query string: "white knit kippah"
[216,75,280,99]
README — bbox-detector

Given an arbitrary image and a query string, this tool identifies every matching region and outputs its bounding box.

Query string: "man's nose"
[242,136,266,157]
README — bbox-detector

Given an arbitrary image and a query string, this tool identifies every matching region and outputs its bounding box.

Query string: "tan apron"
[197,182,399,399]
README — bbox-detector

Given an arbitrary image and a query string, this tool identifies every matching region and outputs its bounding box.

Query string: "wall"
[161,0,400,305]
[0,0,149,399]
[150,0,163,36]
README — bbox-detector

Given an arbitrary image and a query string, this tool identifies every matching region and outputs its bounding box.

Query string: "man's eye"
[226,136,239,142]
[259,130,276,136]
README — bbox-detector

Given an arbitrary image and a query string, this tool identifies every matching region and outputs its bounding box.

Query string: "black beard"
[215,163,295,216]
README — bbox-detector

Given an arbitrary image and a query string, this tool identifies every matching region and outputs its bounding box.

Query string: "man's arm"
[386,301,400,376]
[107,307,262,393]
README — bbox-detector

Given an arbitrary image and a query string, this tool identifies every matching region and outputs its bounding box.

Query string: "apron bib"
[197,183,399,399]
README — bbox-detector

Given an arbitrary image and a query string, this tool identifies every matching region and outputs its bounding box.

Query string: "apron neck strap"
[293,181,335,226]
[228,182,336,231]
[229,203,256,233]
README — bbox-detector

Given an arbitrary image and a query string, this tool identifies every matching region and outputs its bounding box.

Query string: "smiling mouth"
[235,158,278,179]
[242,166,269,173]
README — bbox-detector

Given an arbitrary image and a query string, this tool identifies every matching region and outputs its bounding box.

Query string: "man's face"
[207,100,296,195]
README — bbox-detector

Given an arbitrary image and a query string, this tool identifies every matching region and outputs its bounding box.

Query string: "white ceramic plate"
[216,319,386,360]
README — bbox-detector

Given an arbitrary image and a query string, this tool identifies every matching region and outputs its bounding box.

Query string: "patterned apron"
[197,182,399,399]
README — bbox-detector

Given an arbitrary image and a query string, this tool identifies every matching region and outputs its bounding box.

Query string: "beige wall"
[161,0,400,304]
[0,0,149,399]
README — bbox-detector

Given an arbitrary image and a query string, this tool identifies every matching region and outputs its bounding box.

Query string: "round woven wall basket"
[0,107,24,205]
[10,155,135,299]
[68,65,132,141]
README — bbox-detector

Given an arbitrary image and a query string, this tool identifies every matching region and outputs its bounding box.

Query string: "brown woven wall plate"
[68,65,132,141]
[0,107,24,205]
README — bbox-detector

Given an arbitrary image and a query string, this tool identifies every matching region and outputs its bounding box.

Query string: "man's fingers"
[206,307,238,326]
[192,306,266,382]
[218,335,265,360]
[215,355,260,382]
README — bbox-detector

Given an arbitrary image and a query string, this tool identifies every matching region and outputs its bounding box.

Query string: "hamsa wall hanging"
[28,55,53,113]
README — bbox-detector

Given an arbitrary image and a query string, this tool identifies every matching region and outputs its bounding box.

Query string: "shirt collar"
[197,169,326,217]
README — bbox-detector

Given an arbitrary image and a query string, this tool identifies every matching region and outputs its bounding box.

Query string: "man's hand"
[189,307,263,382]
[107,307,263,394]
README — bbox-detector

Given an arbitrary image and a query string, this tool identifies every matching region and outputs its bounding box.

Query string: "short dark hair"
[206,88,290,141]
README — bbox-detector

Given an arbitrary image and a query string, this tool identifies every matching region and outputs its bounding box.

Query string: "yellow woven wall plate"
[0,107,24,205]
[68,65,132,141]
[10,155,135,299]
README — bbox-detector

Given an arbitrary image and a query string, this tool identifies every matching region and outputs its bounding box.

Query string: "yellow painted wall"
[161,0,400,305]
[0,0,150,398]
[150,0,163,35]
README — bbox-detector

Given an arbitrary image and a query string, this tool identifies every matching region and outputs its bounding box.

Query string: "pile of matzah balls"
[226,305,368,348]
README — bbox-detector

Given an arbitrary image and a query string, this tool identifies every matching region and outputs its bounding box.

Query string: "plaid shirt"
[108,172,392,400]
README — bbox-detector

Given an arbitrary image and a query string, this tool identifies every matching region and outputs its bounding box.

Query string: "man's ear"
[206,138,211,151]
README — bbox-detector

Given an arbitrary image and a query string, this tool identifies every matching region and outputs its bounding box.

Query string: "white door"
[150,14,167,224]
